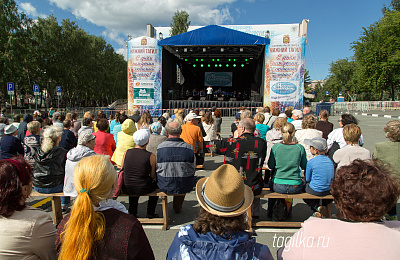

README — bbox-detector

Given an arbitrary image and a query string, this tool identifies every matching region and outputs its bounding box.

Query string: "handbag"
[327,141,340,169]
[112,169,124,198]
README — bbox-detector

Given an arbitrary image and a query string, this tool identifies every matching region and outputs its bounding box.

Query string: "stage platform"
[165,100,263,116]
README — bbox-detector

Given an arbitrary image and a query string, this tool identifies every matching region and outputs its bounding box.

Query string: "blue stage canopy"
[158,25,270,46]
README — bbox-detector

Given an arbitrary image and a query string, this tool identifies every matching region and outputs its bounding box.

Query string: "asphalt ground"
[27,112,399,259]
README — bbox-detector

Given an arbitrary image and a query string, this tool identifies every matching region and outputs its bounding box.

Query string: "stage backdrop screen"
[204,72,232,87]
[127,36,162,116]
[264,34,306,110]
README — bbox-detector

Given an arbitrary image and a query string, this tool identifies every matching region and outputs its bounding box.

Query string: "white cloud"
[115,47,127,59]
[102,30,126,47]
[20,2,47,18]
[48,0,236,38]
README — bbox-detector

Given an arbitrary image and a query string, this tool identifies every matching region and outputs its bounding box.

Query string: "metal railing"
[310,101,400,115]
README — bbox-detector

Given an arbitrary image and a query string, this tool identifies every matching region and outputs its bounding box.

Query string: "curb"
[353,112,400,119]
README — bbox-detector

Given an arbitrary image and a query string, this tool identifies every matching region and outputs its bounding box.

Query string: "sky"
[16,0,390,81]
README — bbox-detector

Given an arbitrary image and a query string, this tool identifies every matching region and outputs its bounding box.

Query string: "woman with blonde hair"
[33,125,69,211]
[136,111,151,130]
[56,155,155,260]
[268,122,307,219]
[264,117,286,183]
[254,112,270,139]
[202,111,217,152]
[295,114,323,160]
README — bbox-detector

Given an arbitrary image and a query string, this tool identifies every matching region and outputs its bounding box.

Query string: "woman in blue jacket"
[167,164,273,260]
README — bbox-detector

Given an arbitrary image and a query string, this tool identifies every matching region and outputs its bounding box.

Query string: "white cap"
[186,112,202,121]
[133,129,151,146]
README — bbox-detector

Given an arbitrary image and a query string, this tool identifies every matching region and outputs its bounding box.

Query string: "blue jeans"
[268,181,304,216]
[34,184,70,207]
[303,184,332,212]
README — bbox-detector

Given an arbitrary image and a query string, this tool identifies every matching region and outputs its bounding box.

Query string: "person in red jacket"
[93,118,116,162]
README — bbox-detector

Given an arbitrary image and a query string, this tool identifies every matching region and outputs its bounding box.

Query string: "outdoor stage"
[166,100,263,112]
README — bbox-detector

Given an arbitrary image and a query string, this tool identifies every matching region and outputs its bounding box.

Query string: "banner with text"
[204,72,233,87]
[264,34,306,110]
[127,36,162,116]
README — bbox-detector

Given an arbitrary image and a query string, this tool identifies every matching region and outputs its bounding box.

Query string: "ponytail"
[281,123,295,144]
[58,191,105,260]
[58,155,116,260]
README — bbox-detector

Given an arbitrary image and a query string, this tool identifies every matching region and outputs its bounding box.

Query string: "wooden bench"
[30,190,185,230]
[247,188,334,231]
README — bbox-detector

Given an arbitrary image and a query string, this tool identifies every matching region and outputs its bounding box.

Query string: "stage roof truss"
[159,25,269,63]
[163,45,265,62]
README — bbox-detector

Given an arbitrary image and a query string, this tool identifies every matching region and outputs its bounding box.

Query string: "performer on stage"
[206,86,213,101]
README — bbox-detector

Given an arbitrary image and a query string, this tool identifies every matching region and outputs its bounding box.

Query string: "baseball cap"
[235,113,241,120]
[133,129,151,146]
[304,137,327,151]
[186,112,202,121]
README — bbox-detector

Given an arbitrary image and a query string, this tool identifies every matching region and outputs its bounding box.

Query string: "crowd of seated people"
[0,105,399,259]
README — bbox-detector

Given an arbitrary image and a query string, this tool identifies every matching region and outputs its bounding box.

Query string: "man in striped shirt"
[156,121,196,214]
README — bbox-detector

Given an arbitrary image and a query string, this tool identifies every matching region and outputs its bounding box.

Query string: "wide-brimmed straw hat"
[196,164,254,217]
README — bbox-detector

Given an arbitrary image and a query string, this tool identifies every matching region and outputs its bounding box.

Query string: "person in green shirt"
[373,120,400,221]
[268,122,307,219]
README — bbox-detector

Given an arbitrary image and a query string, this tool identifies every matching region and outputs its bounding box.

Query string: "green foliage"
[324,58,358,101]
[170,10,191,36]
[352,11,400,101]
[382,0,400,13]
[303,69,311,86]
[0,0,127,107]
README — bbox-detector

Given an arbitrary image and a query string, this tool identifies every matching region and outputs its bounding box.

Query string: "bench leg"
[326,202,333,218]
[162,196,169,230]
[51,196,63,226]
[247,207,253,232]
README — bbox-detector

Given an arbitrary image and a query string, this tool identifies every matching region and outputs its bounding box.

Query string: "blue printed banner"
[264,34,306,110]
[127,37,162,116]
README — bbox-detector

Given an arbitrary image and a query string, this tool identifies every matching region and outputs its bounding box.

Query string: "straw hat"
[196,164,253,217]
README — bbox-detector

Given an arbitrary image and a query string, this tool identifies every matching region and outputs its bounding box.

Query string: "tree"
[303,69,313,95]
[0,0,32,105]
[170,10,191,36]
[324,58,358,101]
[1,1,126,108]
[352,11,400,101]
[382,0,400,13]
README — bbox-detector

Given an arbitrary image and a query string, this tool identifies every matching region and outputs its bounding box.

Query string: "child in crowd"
[333,124,371,169]
[374,120,400,221]
[316,109,333,139]
[254,113,270,139]
[303,137,335,218]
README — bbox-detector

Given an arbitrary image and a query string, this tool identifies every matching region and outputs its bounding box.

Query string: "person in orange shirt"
[180,112,203,155]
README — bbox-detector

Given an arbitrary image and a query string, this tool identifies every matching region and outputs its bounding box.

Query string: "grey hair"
[238,118,255,133]
[240,110,253,120]
[41,125,63,153]
[165,121,182,136]
[257,107,264,113]
[292,109,303,119]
